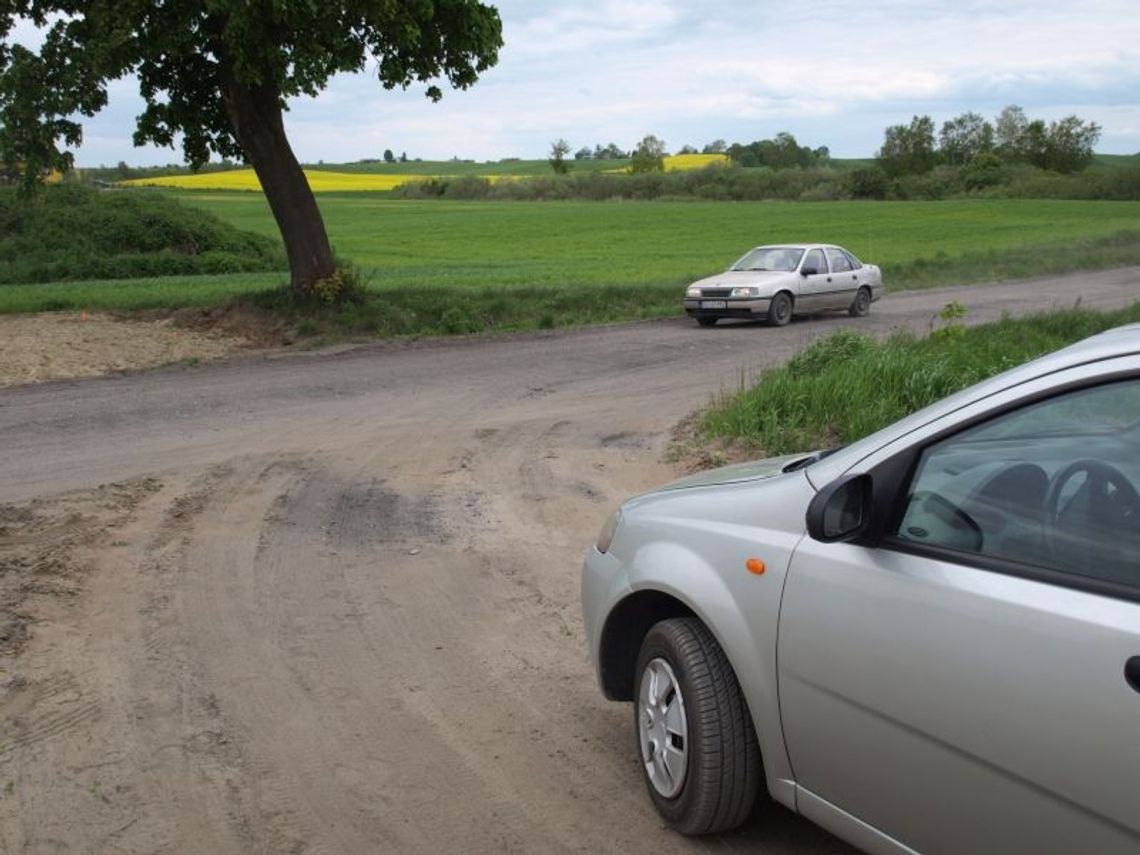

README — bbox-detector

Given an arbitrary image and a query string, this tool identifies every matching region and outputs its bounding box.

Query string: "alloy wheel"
[638,657,689,798]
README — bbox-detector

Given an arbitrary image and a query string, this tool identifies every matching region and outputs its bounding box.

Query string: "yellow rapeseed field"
[663,153,729,171]
[121,169,425,192]
[119,155,729,193]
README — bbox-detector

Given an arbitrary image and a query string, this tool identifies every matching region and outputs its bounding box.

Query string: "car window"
[802,249,826,273]
[893,379,1140,591]
[843,250,863,270]
[825,248,853,272]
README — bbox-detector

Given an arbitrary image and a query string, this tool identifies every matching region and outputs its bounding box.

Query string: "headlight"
[686,286,701,298]
[730,286,760,297]
[595,508,622,554]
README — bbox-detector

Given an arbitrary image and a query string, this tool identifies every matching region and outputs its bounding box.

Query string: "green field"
[174,193,1140,289]
[1092,153,1140,168]
[5,193,1140,328]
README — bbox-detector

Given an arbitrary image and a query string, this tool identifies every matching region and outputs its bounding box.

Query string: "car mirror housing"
[800,267,817,277]
[806,474,872,542]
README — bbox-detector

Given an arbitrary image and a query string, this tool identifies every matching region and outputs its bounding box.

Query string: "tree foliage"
[629,134,666,173]
[548,137,570,174]
[0,1,503,293]
[1030,115,1101,173]
[938,112,994,166]
[877,106,1100,179]
[994,105,1029,156]
[591,142,627,160]
[727,132,822,169]
[877,115,937,177]
[0,42,101,193]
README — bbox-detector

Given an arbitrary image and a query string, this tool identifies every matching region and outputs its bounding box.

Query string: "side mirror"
[800,266,817,277]
[806,474,871,542]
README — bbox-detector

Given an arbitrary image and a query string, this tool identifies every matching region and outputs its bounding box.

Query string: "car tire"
[767,292,793,327]
[849,286,871,317]
[633,618,761,835]
[696,317,718,327]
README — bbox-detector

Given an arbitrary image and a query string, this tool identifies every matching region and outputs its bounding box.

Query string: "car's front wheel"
[634,618,761,834]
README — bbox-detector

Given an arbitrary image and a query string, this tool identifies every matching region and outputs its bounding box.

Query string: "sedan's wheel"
[634,618,760,835]
[849,286,871,317]
[696,317,718,327]
[767,291,793,327]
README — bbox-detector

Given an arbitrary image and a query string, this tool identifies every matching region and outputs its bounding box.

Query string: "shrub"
[843,167,888,199]
[0,184,284,284]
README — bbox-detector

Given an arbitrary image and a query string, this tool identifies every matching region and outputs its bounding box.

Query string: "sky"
[10,0,1140,166]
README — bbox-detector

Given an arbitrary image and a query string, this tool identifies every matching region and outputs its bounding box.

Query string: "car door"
[821,247,861,310]
[778,368,1140,855]
[796,248,831,312]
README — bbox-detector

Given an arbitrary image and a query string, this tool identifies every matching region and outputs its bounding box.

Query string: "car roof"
[751,244,840,251]
[805,322,1140,486]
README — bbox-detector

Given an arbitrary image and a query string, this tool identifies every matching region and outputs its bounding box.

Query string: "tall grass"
[701,304,1140,454]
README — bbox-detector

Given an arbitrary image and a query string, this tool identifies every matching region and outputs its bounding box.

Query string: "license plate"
[700,300,727,309]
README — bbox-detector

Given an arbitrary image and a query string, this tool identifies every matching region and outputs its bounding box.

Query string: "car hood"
[689,270,795,291]
[651,453,809,492]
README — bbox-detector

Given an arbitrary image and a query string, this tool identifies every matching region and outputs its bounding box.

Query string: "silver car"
[581,324,1140,853]
[683,243,883,327]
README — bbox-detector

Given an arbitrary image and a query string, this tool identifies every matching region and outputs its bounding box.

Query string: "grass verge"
[0,272,284,314]
[698,303,1140,456]
[246,280,682,342]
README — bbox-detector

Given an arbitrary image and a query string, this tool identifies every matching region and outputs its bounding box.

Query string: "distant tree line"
[876,105,1101,180]
[551,134,668,174]
[725,133,830,169]
[538,105,1111,198]
[573,142,630,161]
[562,132,827,171]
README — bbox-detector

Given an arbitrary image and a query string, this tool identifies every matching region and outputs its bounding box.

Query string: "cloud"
[31,0,1140,165]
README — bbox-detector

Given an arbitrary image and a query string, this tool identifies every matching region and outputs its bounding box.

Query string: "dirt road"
[1,269,1137,855]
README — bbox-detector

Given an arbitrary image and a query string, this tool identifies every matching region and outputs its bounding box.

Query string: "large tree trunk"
[220,75,334,295]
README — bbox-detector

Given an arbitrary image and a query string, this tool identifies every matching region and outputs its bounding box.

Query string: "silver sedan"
[581,324,1140,853]
[683,243,883,327]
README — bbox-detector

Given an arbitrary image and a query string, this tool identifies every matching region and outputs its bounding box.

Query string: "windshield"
[730,246,804,272]
[963,382,1140,442]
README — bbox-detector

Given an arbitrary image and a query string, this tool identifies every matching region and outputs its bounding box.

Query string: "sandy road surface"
[1,269,1137,855]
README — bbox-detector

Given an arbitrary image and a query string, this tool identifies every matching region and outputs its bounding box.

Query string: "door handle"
[1126,657,1140,694]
